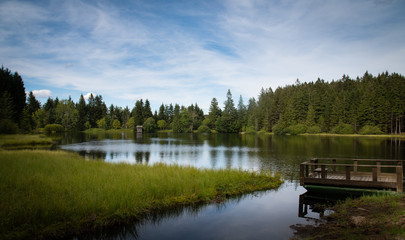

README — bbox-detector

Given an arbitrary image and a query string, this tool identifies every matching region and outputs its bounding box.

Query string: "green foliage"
[287,124,307,135]
[55,99,79,130]
[96,118,107,129]
[32,108,46,129]
[0,66,26,123]
[0,119,18,134]
[44,124,64,134]
[19,108,32,133]
[272,123,287,135]
[112,119,121,129]
[76,94,87,130]
[132,99,144,126]
[245,126,256,134]
[0,91,15,121]
[331,121,355,134]
[0,135,53,149]
[127,117,135,129]
[217,90,239,133]
[208,98,221,129]
[305,105,316,127]
[157,119,167,130]
[358,125,383,135]
[0,150,282,239]
[143,117,156,133]
[306,125,322,134]
[84,121,91,129]
[197,124,211,133]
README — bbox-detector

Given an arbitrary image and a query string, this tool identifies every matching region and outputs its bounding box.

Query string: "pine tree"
[76,94,87,130]
[133,100,144,126]
[172,104,182,133]
[143,99,153,120]
[208,98,221,129]
[218,89,238,133]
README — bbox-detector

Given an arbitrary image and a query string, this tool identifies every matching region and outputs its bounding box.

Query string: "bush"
[96,118,107,129]
[157,120,167,130]
[245,126,256,134]
[358,125,383,135]
[331,122,354,134]
[44,124,64,134]
[112,119,121,129]
[287,124,307,135]
[272,123,287,135]
[306,125,322,134]
[143,117,156,133]
[197,124,211,133]
[0,119,18,134]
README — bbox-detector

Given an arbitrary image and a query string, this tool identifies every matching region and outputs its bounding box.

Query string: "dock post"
[300,164,304,186]
[311,158,318,172]
[377,161,381,174]
[353,160,358,173]
[305,164,309,177]
[321,165,326,179]
[372,167,378,182]
[332,159,336,172]
[345,166,351,181]
[397,166,403,193]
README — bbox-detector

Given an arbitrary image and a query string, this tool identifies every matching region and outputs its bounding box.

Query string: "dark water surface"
[60,133,404,239]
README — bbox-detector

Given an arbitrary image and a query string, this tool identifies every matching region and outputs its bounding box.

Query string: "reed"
[0,134,53,149]
[0,150,282,239]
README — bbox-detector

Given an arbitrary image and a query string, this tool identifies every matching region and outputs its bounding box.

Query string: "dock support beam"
[397,166,403,193]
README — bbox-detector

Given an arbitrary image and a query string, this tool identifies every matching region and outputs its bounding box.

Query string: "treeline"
[1,65,404,134]
[250,72,405,135]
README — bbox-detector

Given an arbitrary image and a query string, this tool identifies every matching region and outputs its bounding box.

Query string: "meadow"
[0,150,282,239]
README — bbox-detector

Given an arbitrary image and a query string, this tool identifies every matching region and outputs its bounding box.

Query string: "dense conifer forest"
[1,66,404,135]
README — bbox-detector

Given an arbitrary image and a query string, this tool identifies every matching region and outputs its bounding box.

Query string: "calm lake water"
[60,132,404,240]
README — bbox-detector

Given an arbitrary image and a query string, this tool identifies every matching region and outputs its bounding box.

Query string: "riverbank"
[0,150,283,239]
[0,134,54,149]
[291,193,405,239]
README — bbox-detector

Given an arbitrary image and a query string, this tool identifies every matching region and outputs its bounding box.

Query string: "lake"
[60,132,404,239]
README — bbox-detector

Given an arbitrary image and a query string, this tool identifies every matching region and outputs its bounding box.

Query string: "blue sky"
[1,0,405,112]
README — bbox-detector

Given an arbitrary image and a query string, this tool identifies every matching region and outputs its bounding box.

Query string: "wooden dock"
[300,158,403,193]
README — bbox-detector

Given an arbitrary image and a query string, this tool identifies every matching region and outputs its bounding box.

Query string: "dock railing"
[300,158,403,193]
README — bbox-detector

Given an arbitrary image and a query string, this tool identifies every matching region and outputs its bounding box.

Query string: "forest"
[1,66,404,135]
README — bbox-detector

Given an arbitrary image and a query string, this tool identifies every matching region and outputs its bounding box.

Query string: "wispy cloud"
[1,0,404,111]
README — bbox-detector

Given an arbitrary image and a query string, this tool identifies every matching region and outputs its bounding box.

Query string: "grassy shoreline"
[0,150,282,239]
[0,134,54,149]
[292,194,405,239]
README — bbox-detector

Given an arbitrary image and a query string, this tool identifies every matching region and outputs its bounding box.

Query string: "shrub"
[287,124,307,135]
[245,126,256,134]
[306,125,322,134]
[143,117,156,133]
[112,119,121,129]
[358,125,383,135]
[0,119,18,134]
[96,118,107,129]
[197,124,211,133]
[331,122,354,134]
[157,120,167,130]
[272,123,287,135]
[44,124,64,134]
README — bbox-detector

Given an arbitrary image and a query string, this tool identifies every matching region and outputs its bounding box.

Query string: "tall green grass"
[0,134,53,149]
[0,150,282,239]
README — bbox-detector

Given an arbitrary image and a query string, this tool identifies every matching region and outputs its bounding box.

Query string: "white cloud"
[32,89,52,98]
[1,0,405,112]
[83,92,96,100]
